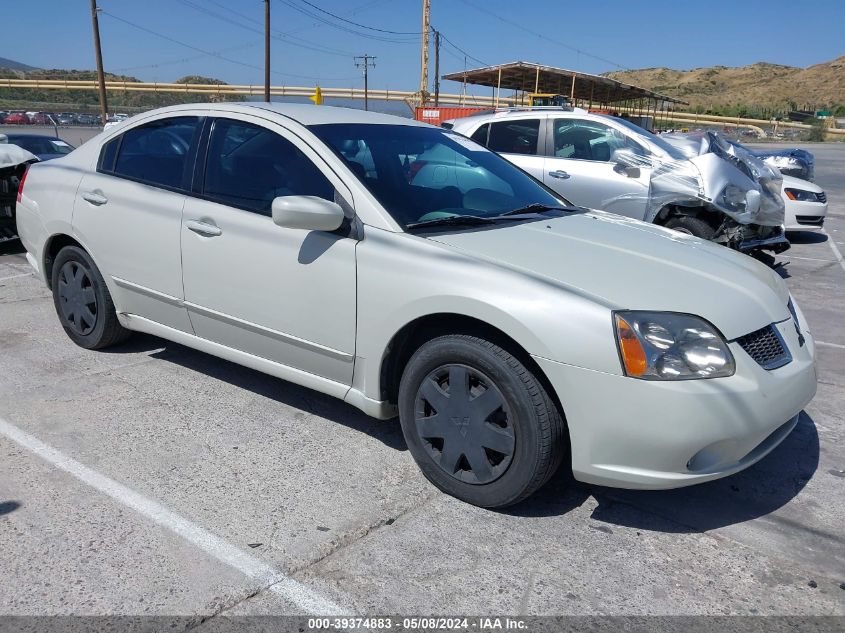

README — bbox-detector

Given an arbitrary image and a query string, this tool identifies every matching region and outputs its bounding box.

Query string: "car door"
[470,118,546,181]
[543,117,651,219]
[73,115,202,332]
[180,115,357,386]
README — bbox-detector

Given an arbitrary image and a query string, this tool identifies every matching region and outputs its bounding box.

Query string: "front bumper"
[785,199,828,231]
[534,318,816,489]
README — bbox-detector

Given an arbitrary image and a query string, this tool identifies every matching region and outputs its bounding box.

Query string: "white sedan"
[781,174,828,231]
[15,103,817,507]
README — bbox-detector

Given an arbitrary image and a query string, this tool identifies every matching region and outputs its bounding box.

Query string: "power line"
[109,42,259,73]
[456,0,629,71]
[438,31,487,68]
[175,0,356,57]
[296,0,419,35]
[99,10,355,82]
[276,0,419,43]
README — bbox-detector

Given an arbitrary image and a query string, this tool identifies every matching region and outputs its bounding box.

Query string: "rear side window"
[106,117,201,190]
[487,119,540,155]
[202,119,333,215]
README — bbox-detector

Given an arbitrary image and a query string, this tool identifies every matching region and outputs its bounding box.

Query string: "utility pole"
[433,28,440,106]
[419,0,430,105]
[354,55,376,111]
[264,0,271,102]
[89,0,108,126]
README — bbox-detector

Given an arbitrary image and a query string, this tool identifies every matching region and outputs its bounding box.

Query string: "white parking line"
[817,340,845,350]
[827,231,845,275]
[0,272,33,282]
[0,416,346,616]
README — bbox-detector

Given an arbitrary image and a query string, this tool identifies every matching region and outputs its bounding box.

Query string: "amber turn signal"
[615,314,648,377]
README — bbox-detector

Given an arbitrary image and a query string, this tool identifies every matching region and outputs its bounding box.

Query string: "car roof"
[137,102,429,127]
[449,108,599,127]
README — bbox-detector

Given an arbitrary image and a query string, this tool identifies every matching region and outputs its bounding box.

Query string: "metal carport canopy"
[442,61,687,106]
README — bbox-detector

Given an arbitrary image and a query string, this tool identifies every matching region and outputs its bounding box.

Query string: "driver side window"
[552,119,646,162]
[203,119,334,215]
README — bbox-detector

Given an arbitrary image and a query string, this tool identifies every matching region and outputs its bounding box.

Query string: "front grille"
[736,325,791,370]
[817,191,827,203]
[795,215,825,226]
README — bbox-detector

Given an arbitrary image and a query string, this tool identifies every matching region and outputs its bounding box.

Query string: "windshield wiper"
[405,215,498,231]
[494,203,575,217]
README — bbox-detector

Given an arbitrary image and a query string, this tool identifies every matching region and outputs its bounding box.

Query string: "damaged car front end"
[0,138,39,243]
[657,132,789,258]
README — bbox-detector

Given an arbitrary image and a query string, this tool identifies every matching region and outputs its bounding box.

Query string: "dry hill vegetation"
[0,67,244,112]
[606,56,845,117]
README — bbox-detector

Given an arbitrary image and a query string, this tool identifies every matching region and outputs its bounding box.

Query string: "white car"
[15,103,817,507]
[781,174,827,231]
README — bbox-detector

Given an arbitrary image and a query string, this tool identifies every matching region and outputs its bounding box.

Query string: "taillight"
[17,166,29,203]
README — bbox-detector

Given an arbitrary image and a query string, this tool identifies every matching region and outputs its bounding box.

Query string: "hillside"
[606,56,845,116]
[0,67,244,111]
[0,56,38,72]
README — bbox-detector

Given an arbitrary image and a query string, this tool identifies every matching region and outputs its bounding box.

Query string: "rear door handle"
[185,220,222,237]
[548,170,570,180]
[81,190,108,206]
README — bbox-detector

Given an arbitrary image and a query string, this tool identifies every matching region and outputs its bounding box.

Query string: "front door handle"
[548,170,570,180]
[81,190,108,206]
[185,220,222,237]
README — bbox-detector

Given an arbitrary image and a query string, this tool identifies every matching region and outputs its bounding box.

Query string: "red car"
[28,112,52,125]
[4,112,30,125]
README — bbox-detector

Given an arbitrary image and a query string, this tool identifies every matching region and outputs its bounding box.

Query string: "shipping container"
[414,106,488,128]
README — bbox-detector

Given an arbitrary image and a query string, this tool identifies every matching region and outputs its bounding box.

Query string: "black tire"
[51,246,131,350]
[398,334,566,508]
[665,215,716,240]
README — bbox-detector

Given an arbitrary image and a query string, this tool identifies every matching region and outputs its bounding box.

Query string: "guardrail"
[2,78,842,136]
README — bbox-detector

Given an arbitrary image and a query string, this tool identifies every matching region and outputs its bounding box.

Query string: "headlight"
[785,188,822,202]
[614,311,736,380]
[719,185,760,213]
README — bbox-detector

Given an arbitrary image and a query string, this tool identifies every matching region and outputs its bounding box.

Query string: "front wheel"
[664,215,716,240]
[51,246,131,349]
[398,335,566,508]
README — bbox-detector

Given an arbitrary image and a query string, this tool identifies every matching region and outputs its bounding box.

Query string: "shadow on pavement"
[787,231,829,244]
[0,500,21,516]
[508,411,819,532]
[0,240,25,256]
[98,333,409,452]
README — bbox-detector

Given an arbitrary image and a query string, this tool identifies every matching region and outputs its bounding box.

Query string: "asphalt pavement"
[0,142,843,623]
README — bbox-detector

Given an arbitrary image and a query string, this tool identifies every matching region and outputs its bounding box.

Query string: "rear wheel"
[665,215,716,240]
[51,246,131,349]
[398,334,566,508]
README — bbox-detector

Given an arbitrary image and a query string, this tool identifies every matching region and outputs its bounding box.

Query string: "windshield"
[608,116,689,162]
[309,123,568,229]
[8,136,74,156]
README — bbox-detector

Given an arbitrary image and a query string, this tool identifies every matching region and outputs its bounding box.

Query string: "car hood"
[427,211,790,340]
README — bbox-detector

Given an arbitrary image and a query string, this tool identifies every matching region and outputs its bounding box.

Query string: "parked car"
[1,134,75,161]
[447,108,788,258]
[781,174,827,231]
[16,103,816,507]
[4,112,30,125]
[75,113,99,126]
[57,113,77,126]
[0,141,39,243]
[752,147,813,182]
[28,112,53,125]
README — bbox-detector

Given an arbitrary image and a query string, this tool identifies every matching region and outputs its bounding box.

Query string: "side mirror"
[611,148,645,178]
[271,195,346,232]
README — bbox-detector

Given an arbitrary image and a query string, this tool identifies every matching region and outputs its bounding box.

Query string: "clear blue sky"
[5,0,844,98]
